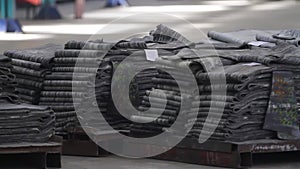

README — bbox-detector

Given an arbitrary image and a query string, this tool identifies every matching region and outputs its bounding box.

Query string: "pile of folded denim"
[129,49,277,141]
[42,39,153,135]
[207,29,300,135]
[3,44,62,104]
[83,39,156,133]
[95,49,131,133]
[60,38,163,134]
[186,62,276,141]
[127,26,282,141]
[0,55,55,143]
[207,29,300,49]
[131,29,300,141]
[4,26,299,143]
[0,55,19,101]
[128,25,197,136]
[128,53,180,136]
[39,44,103,135]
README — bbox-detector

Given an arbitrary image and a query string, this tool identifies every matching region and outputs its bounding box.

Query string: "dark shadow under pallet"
[124,138,300,168]
[0,137,62,168]
[62,127,120,157]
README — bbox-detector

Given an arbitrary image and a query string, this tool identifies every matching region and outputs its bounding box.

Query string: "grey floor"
[61,152,300,169]
[1,0,300,168]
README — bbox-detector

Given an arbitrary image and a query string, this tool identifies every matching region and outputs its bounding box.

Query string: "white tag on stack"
[242,62,262,66]
[144,49,159,61]
[248,41,269,47]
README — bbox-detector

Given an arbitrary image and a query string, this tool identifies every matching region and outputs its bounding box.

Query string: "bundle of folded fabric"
[186,63,276,141]
[128,26,300,142]
[207,29,300,137]
[39,46,103,135]
[128,25,204,137]
[42,39,150,135]
[0,103,56,143]
[4,25,299,143]
[128,48,277,141]
[62,37,166,135]
[207,29,300,48]
[127,52,180,136]
[3,44,62,104]
[0,55,55,143]
[0,55,19,102]
[84,39,156,134]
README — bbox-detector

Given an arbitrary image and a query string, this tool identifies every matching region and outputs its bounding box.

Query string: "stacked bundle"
[4,44,62,104]
[0,55,18,100]
[128,46,277,141]
[129,51,191,136]
[206,29,300,137]
[41,39,149,135]
[67,38,161,134]
[187,63,276,141]
[126,26,287,142]
[95,49,131,132]
[0,55,55,143]
[130,68,192,136]
[0,104,56,143]
[81,40,155,133]
[39,45,103,135]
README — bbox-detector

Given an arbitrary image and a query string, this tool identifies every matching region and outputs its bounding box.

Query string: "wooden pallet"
[62,127,120,157]
[0,137,62,168]
[124,138,300,168]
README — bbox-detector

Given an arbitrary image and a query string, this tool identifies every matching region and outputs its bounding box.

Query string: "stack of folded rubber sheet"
[45,39,153,135]
[127,26,300,141]
[207,29,300,138]
[129,48,277,141]
[186,62,276,141]
[3,44,62,104]
[70,39,158,134]
[0,55,55,143]
[39,43,104,135]
[69,26,299,142]
[3,26,300,143]
[129,51,183,136]
[59,36,168,135]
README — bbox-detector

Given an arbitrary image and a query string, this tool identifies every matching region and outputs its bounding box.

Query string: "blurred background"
[0,0,300,54]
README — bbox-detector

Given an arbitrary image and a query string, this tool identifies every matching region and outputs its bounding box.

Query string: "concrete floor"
[1,0,300,168]
[59,152,300,169]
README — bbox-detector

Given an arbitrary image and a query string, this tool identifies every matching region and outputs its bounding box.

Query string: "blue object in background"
[106,0,129,7]
[0,0,23,32]
[7,18,22,32]
[35,0,62,19]
[0,19,7,32]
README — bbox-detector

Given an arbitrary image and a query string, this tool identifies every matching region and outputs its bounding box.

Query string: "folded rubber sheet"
[0,103,55,143]
[0,57,55,144]
[4,44,62,66]
[4,44,63,104]
[132,58,275,141]
[0,59,19,104]
[207,29,300,138]
[128,26,300,141]
[38,41,140,135]
[207,29,300,48]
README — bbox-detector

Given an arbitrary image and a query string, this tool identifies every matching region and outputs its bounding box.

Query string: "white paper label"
[248,41,269,47]
[144,49,158,61]
[242,62,262,66]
